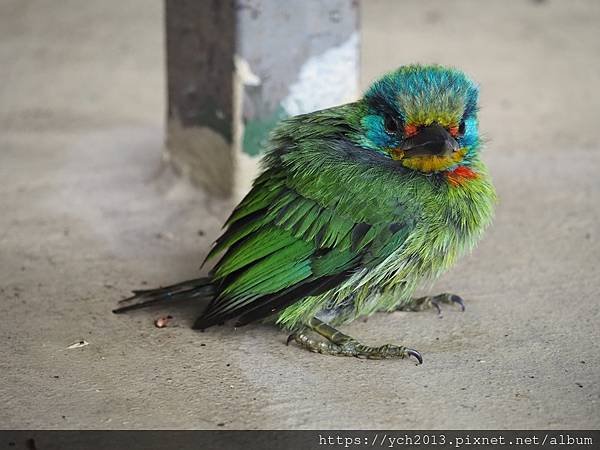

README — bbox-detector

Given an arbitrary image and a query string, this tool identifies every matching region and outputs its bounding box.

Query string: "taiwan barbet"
[114,65,496,363]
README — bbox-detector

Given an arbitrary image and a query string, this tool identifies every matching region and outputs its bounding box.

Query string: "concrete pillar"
[165,0,360,198]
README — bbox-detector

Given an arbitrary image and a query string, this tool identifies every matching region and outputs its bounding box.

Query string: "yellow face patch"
[391,148,467,173]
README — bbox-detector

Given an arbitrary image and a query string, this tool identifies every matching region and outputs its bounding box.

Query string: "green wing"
[193,168,413,329]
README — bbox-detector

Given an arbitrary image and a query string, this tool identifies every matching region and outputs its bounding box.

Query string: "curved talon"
[431,300,442,316]
[286,334,296,346]
[407,348,423,364]
[451,294,466,312]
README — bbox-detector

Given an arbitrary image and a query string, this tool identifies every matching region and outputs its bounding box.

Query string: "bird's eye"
[383,115,400,134]
[458,119,466,135]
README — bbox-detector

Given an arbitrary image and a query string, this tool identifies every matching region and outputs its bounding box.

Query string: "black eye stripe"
[366,93,405,135]
[384,115,399,134]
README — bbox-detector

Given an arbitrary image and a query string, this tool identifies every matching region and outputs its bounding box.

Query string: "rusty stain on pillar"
[165,0,360,198]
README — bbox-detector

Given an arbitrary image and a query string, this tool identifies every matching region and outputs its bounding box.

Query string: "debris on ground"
[154,315,174,328]
[67,340,89,349]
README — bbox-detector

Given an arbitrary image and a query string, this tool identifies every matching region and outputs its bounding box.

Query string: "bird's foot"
[397,293,465,316]
[286,317,422,363]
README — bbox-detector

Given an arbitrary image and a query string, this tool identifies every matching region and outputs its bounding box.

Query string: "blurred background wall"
[2,0,598,179]
[2,0,598,197]
[164,0,360,196]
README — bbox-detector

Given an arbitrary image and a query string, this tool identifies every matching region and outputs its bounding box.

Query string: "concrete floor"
[1,0,599,429]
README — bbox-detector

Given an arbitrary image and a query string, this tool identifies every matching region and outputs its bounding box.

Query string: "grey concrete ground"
[1,0,599,429]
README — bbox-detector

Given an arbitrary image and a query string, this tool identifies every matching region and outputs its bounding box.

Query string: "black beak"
[402,123,459,157]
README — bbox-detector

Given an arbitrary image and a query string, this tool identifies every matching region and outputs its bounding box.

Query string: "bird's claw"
[431,293,466,316]
[287,331,422,363]
[451,294,466,312]
[286,333,296,346]
[407,348,423,364]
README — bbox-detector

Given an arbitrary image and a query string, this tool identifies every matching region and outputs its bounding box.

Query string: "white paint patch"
[281,33,359,116]
[235,150,260,202]
[234,55,261,86]
[232,56,261,199]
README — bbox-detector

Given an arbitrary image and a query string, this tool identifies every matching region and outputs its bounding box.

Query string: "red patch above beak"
[404,124,418,137]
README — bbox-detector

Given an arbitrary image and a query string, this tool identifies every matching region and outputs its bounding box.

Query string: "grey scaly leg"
[287,317,422,363]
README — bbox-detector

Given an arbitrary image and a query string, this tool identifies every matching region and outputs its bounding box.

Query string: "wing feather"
[196,157,415,328]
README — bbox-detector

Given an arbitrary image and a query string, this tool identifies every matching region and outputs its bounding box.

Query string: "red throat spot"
[446,165,478,186]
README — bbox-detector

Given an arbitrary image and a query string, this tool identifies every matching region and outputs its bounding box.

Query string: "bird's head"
[358,65,480,174]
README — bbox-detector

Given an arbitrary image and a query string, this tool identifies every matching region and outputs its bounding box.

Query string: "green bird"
[114,65,496,363]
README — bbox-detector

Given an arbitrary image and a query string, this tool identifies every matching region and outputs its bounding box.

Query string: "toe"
[286,333,296,346]
[450,294,466,311]
[407,348,423,364]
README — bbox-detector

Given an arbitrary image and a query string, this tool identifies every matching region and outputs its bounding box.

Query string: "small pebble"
[155,315,173,328]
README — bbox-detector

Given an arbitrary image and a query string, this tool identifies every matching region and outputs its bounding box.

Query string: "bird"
[113,64,496,363]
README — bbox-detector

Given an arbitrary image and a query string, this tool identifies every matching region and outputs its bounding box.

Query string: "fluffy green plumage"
[117,65,496,346]
[196,65,496,331]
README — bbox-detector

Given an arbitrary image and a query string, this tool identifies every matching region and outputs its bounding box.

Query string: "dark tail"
[112,277,215,314]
